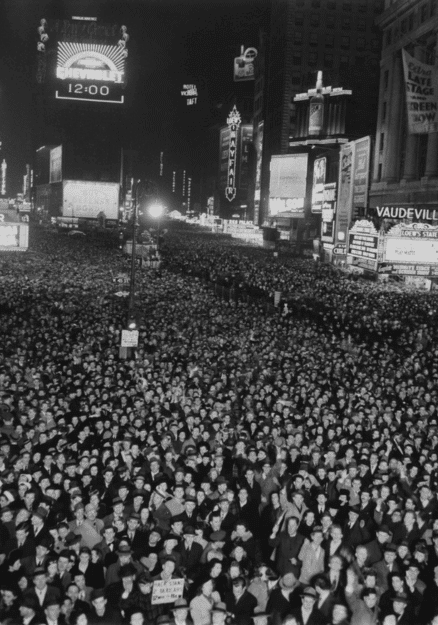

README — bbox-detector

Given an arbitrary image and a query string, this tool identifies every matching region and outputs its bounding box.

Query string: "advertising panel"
[219,127,230,190]
[321,182,336,242]
[50,146,62,183]
[402,49,438,134]
[352,136,371,219]
[239,124,253,190]
[385,238,438,264]
[348,220,379,266]
[269,154,308,218]
[56,42,126,104]
[234,47,257,82]
[311,157,326,214]
[62,180,119,220]
[253,121,264,226]
[379,263,438,277]
[383,223,438,269]
[334,142,354,244]
[0,221,29,251]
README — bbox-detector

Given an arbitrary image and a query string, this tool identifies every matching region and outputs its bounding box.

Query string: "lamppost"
[128,179,141,328]
[149,202,164,253]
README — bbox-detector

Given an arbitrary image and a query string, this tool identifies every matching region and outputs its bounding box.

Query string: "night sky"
[0,0,267,196]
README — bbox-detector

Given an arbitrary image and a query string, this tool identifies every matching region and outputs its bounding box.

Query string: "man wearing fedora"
[21,534,52,577]
[211,602,228,625]
[18,595,41,625]
[88,588,122,625]
[266,571,301,625]
[105,543,142,586]
[178,526,203,580]
[172,597,194,625]
[31,506,51,543]
[288,586,327,625]
[23,567,62,618]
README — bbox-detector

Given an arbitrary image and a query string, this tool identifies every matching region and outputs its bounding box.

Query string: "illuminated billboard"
[0,220,29,251]
[311,157,326,214]
[50,146,62,183]
[382,223,438,270]
[55,42,125,104]
[62,180,119,220]
[385,237,438,264]
[269,154,308,218]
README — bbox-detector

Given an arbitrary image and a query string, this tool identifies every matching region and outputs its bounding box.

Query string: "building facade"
[369,0,438,208]
[256,0,383,225]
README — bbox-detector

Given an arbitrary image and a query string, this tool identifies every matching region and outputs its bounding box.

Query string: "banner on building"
[311,157,326,214]
[253,121,264,226]
[239,124,253,190]
[402,49,438,134]
[334,142,354,245]
[352,136,371,219]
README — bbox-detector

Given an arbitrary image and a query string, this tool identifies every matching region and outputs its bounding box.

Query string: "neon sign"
[1,160,6,196]
[181,84,198,105]
[225,105,241,202]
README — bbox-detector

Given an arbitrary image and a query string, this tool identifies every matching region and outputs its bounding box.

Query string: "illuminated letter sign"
[225,105,241,202]
[0,160,6,196]
[55,42,125,104]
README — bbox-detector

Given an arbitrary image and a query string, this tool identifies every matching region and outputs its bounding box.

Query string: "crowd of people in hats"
[0,223,438,625]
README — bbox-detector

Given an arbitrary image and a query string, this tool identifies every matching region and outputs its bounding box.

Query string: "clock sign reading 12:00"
[55,42,125,104]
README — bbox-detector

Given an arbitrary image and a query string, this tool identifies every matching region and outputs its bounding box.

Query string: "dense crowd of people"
[1,222,438,625]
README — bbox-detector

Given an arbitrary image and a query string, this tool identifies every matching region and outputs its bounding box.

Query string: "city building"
[369,0,438,206]
[255,0,384,229]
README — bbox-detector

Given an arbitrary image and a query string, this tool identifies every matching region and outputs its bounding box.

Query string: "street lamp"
[149,202,164,219]
[128,179,141,328]
[149,202,164,252]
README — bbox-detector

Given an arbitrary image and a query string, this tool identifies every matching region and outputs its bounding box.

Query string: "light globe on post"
[149,203,164,218]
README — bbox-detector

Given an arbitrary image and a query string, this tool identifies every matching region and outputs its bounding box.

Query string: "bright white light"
[149,203,164,218]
